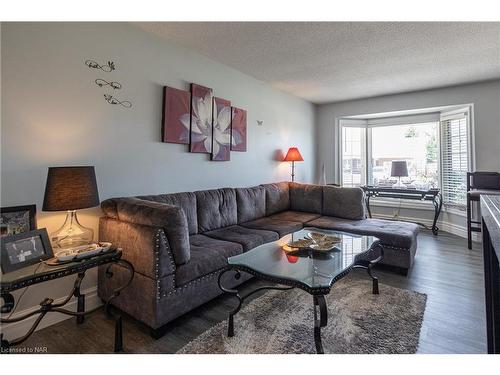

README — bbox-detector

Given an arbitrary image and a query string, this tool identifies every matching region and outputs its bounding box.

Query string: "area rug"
[177,274,427,354]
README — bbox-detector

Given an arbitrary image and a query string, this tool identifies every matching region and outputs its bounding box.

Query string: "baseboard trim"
[0,286,102,341]
[371,213,480,242]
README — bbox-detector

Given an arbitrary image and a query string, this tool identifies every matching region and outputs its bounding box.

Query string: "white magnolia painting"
[190,84,213,153]
[212,97,231,161]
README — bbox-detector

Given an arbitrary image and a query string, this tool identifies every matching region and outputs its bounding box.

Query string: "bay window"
[339,107,472,208]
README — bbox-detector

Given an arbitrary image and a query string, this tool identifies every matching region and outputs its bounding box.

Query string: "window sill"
[369,198,434,211]
[444,206,467,217]
[369,198,467,217]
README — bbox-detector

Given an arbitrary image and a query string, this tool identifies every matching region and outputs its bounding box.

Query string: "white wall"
[316,80,500,236]
[0,22,315,338]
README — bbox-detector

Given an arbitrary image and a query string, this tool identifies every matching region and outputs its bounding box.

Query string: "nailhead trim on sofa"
[155,229,176,300]
[161,269,220,298]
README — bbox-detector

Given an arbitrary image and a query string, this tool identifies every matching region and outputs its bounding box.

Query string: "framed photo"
[1,228,53,273]
[0,205,37,237]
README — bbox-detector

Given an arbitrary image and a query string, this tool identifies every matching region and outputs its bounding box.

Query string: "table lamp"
[284,147,304,182]
[42,166,100,250]
[391,161,408,188]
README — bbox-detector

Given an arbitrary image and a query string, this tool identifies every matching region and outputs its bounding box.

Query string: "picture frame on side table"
[0,204,37,237]
[1,228,53,273]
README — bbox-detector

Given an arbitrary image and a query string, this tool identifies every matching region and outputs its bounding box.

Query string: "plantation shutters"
[440,109,471,207]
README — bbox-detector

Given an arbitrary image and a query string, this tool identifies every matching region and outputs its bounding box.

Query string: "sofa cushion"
[204,225,279,252]
[289,182,323,214]
[241,217,303,237]
[137,192,198,235]
[307,216,419,249]
[236,186,266,223]
[322,185,365,220]
[267,210,321,223]
[176,234,243,286]
[261,182,290,215]
[195,188,238,232]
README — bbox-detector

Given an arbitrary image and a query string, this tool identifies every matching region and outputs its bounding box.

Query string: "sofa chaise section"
[307,216,418,273]
[280,183,419,274]
[306,184,419,273]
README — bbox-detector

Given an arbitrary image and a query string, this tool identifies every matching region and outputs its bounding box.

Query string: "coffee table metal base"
[313,294,327,353]
[218,269,332,354]
[217,270,294,337]
[217,245,383,354]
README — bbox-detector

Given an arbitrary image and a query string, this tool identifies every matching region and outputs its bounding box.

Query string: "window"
[441,112,470,207]
[370,122,439,189]
[339,107,472,207]
[341,126,366,187]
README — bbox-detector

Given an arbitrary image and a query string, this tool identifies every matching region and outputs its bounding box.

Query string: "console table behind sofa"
[362,186,442,235]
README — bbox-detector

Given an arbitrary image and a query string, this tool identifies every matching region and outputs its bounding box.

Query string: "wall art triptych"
[162,83,247,161]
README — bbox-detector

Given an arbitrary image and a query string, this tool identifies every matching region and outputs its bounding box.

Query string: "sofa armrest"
[322,185,366,220]
[101,197,190,265]
[99,217,176,280]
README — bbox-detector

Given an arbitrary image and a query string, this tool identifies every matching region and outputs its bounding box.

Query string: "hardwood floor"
[377,231,486,353]
[17,230,487,354]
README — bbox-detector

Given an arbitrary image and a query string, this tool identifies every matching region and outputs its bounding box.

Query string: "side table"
[0,248,134,353]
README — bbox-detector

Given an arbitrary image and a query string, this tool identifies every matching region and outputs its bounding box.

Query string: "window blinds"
[441,112,469,207]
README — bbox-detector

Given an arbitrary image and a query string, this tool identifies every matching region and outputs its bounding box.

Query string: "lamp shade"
[391,161,409,177]
[43,166,100,211]
[284,147,304,162]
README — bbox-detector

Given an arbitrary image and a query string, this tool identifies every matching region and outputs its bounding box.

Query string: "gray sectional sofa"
[98,182,419,336]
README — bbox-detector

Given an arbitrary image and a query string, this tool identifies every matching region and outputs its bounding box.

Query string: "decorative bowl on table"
[283,231,342,253]
[282,238,314,252]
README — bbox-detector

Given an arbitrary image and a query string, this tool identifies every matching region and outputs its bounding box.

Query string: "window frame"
[336,104,475,213]
[339,121,367,188]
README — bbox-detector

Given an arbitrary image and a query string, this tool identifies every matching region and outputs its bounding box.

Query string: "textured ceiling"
[135,22,500,104]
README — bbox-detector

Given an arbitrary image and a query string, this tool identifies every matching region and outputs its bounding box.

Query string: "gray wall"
[316,80,500,235]
[0,22,315,335]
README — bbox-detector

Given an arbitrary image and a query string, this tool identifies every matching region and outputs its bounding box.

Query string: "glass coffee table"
[217,227,382,354]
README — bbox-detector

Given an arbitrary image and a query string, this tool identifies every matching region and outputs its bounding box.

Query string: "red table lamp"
[284,147,304,182]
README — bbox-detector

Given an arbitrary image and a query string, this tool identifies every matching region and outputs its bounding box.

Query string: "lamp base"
[50,210,94,250]
[392,178,406,189]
